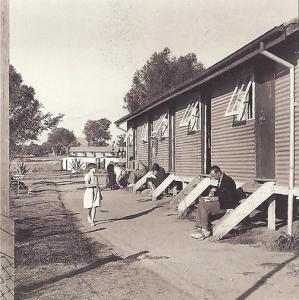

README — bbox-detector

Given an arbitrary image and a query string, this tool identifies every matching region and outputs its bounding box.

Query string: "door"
[205,99,211,174]
[255,62,275,179]
[148,114,153,168]
[169,105,175,172]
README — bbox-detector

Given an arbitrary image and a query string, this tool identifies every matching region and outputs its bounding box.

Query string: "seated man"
[190,165,239,240]
[146,163,167,192]
[127,157,148,188]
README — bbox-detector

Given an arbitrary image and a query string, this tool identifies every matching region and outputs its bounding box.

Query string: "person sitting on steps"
[114,162,128,188]
[190,165,239,240]
[127,157,148,188]
[146,163,167,194]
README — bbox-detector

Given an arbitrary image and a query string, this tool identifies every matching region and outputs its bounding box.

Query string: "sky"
[10,0,298,144]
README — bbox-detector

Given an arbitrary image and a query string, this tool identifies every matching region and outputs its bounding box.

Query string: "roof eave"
[116,21,297,126]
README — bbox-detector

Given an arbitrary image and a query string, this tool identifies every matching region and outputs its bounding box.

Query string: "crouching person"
[127,157,148,188]
[146,163,166,193]
[190,165,239,240]
[83,163,102,227]
[114,162,128,188]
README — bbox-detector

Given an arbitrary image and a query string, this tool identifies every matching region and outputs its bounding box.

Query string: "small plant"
[14,161,29,176]
[69,158,84,174]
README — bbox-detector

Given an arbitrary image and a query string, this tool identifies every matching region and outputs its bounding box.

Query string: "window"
[224,75,255,122]
[179,100,201,131]
[125,128,133,146]
[152,113,169,138]
[140,122,148,142]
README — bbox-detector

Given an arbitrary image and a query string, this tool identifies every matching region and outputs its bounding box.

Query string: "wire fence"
[0,253,14,300]
[0,218,15,300]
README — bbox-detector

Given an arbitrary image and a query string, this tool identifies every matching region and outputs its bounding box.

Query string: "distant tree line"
[10,47,204,158]
[9,65,115,158]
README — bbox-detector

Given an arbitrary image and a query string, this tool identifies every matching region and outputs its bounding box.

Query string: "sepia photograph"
[1,0,299,299]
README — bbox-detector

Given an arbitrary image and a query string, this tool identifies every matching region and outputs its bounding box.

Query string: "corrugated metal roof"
[115,20,298,126]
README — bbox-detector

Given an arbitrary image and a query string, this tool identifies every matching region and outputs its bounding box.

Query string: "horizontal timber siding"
[174,94,202,177]
[126,121,135,170]
[275,69,290,186]
[136,116,149,167]
[274,37,299,187]
[211,89,256,182]
[295,60,299,187]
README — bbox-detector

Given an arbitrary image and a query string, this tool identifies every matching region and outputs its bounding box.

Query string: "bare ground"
[12,177,192,300]
[11,166,299,299]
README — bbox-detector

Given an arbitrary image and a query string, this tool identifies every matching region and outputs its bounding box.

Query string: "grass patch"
[12,185,112,299]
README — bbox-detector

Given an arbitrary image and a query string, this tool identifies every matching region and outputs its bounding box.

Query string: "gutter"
[115,24,286,126]
[260,42,296,236]
[116,124,127,133]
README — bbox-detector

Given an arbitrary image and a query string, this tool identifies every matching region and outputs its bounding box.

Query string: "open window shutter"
[236,80,252,121]
[152,113,167,136]
[125,128,133,146]
[141,122,148,142]
[188,101,200,131]
[179,103,192,127]
[224,77,251,117]
[161,114,169,138]
[180,101,201,128]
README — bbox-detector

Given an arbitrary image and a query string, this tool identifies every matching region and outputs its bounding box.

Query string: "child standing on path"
[83,163,102,226]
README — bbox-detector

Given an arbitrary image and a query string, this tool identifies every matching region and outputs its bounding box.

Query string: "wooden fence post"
[0,1,14,299]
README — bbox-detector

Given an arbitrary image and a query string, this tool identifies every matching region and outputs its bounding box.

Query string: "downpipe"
[260,43,296,236]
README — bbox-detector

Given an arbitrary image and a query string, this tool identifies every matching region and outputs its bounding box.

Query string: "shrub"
[15,161,29,176]
[69,158,84,174]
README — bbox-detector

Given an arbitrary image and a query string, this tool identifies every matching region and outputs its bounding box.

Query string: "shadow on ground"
[236,254,299,300]
[98,205,163,224]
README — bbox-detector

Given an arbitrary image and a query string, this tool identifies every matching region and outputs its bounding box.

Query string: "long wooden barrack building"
[116,19,299,237]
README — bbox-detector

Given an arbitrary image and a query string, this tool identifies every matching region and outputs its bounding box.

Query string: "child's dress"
[83,172,102,208]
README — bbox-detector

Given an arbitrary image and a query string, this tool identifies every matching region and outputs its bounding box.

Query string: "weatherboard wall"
[136,115,149,167]
[151,106,170,172]
[126,120,135,170]
[273,36,299,187]
[296,54,299,188]
[210,71,256,182]
[174,91,202,177]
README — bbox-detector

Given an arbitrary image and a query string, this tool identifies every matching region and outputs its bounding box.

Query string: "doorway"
[202,97,211,174]
[169,105,175,172]
[255,62,275,179]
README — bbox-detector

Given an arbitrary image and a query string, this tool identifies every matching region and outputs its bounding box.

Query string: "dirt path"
[12,179,194,300]
[60,176,299,300]
[13,173,299,299]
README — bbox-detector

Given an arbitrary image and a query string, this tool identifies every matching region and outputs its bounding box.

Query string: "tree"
[47,127,79,156]
[116,133,126,147]
[21,142,52,157]
[124,47,205,112]
[83,118,112,146]
[9,65,64,159]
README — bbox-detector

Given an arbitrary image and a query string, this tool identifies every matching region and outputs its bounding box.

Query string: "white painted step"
[152,173,176,200]
[213,181,275,239]
[177,177,211,214]
[133,172,152,193]
[169,176,203,211]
